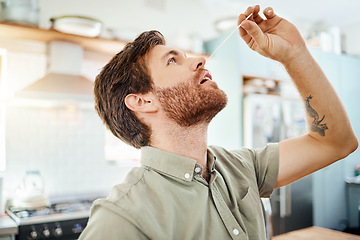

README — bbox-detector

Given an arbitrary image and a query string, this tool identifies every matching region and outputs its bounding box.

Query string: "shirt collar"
[140,146,217,182]
[207,148,217,173]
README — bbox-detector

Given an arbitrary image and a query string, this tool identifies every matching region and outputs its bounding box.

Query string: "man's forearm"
[282,48,357,155]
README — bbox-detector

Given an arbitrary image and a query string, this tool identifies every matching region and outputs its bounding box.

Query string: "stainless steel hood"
[16,40,94,102]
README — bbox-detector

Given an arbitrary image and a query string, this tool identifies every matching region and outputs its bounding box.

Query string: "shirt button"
[194,167,201,173]
[184,173,190,179]
[233,228,239,236]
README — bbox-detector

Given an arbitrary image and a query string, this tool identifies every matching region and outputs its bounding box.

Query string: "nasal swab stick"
[208,13,253,61]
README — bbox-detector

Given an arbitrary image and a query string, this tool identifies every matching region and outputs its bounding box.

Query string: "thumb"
[241,20,267,50]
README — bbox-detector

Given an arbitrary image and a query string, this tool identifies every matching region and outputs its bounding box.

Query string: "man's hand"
[238,5,306,64]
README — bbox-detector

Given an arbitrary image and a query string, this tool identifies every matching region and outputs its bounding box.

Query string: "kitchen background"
[1,0,360,238]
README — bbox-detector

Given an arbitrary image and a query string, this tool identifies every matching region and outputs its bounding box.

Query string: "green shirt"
[79,143,278,240]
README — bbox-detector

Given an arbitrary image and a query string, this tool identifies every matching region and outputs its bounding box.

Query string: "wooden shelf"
[0,22,208,57]
[242,75,284,83]
[0,22,126,55]
[242,75,281,96]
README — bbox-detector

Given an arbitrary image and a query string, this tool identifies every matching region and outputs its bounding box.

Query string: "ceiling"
[220,0,360,27]
[38,0,360,52]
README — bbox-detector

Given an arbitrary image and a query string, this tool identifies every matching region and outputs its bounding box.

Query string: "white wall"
[4,105,132,198]
[38,0,244,47]
[1,40,134,201]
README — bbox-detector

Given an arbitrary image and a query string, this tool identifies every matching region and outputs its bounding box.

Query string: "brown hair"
[94,30,165,149]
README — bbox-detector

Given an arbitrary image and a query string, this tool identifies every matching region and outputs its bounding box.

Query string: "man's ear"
[124,93,158,113]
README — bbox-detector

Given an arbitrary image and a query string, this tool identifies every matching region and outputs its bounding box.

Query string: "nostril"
[196,62,203,69]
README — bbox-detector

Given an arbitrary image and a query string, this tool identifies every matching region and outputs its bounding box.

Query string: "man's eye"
[167,57,175,65]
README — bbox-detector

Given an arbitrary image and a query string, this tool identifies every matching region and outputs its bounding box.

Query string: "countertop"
[273,226,360,240]
[0,215,18,236]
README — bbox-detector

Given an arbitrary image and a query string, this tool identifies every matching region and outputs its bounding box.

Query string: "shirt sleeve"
[79,204,150,240]
[253,143,279,198]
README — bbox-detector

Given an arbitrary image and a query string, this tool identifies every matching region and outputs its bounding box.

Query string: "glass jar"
[0,0,39,26]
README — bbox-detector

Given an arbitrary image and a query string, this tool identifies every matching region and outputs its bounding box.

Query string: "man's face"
[146,45,228,126]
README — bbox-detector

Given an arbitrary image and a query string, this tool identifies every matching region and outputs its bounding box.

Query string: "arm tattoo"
[305,95,328,136]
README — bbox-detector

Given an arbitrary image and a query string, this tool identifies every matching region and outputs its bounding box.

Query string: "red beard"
[153,78,228,127]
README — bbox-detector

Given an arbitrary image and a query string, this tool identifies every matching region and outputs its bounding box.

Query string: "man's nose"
[191,57,206,71]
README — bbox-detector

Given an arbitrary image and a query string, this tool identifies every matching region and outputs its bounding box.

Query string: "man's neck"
[150,121,209,170]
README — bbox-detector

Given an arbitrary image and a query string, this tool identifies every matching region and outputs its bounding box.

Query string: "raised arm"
[238,6,358,188]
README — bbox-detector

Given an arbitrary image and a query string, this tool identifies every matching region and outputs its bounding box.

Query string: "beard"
[153,78,228,127]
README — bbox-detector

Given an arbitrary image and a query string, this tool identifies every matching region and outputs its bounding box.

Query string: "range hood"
[16,40,94,102]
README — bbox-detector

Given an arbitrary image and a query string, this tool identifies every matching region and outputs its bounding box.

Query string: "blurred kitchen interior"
[0,0,360,239]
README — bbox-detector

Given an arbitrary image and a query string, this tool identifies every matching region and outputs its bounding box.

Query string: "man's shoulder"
[91,162,175,216]
[97,166,146,207]
[88,166,150,222]
[208,145,255,162]
[208,144,278,160]
[208,144,278,174]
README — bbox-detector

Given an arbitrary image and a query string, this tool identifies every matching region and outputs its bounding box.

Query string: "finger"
[237,6,254,26]
[239,28,251,46]
[238,6,255,38]
[253,5,261,15]
[245,5,254,16]
[238,14,247,38]
[240,20,267,50]
[252,5,264,25]
[261,7,283,32]
[263,7,280,21]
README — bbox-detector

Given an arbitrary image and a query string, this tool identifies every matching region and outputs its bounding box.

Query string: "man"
[79,5,358,240]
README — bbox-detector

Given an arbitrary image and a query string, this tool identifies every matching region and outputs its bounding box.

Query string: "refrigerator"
[243,94,313,236]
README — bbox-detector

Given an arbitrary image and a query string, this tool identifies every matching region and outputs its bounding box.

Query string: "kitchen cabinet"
[340,55,360,229]
[346,179,360,228]
[339,55,360,176]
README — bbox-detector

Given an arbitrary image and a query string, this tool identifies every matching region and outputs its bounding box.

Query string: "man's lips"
[200,71,213,84]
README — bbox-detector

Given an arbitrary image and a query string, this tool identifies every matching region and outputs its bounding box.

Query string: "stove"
[6,199,96,240]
